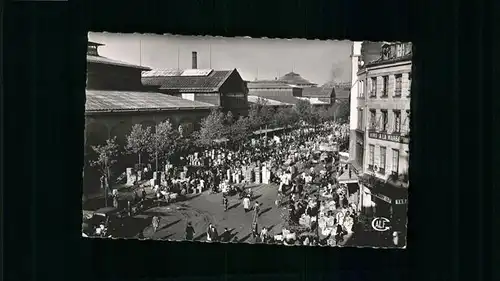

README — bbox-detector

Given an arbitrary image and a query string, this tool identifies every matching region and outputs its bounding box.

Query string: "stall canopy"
[338,169,358,184]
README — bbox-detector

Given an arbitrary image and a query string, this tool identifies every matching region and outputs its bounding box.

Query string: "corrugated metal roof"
[141,69,234,92]
[334,87,350,100]
[301,86,335,99]
[296,97,329,105]
[260,95,301,105]
[248,95,294,106]
[85,90,216,113]
[247,80,291,89]
[142,69,184,77]
[279,72,317,86]
[87,55,151,70]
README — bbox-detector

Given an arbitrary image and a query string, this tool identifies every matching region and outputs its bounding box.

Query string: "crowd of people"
[86,121,360,246]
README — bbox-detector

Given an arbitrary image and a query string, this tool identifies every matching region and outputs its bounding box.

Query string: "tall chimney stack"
[192,51,198,69]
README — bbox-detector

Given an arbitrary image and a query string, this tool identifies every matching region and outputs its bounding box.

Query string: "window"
[381,76,389,97]
[368,145,375,171]
[401,110,410,135]
[396,44,404,57]
[393,110,401,133]
[379,146,386,174]
[394,74,402,97]
[408,72,412,96]
[357,108,364,130]
[392,149,400,174]
[358,80,365,98]
[370,77,377,97]
[369,109,377,131]
[381,110,388,132]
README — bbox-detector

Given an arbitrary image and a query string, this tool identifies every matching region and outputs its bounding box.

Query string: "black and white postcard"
[82,32,411,248]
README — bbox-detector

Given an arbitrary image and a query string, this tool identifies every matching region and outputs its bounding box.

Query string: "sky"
[88,32,353,85]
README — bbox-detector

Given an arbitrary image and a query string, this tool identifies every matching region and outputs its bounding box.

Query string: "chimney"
[192,51,198,69]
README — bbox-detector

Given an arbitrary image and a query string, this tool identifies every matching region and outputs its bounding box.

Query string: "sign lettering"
[395,199,408,205]
[374,193,392,203]
[371,217,391,232]
[368,132,409,144]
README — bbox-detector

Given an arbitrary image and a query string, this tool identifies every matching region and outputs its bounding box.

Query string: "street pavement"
[139,183,285,243]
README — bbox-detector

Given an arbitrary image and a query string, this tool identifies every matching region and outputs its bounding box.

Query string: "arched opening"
[110,121,131,148]
[110,121,133,174]
[178,118,195,136]
[140,120,157,134]
[84,121,109,195]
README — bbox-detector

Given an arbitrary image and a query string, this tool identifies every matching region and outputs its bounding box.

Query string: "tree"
[125,124,152,166]
[333,100,351,123]
[222,111,235,139]
[89,136,120,207]
[248,97,269,132]
[231,116,252,149]
[273,107,289,128]
[295,99,313,125]
[196,108,226,148]
[147,120,176,172]
[315,106,331,124]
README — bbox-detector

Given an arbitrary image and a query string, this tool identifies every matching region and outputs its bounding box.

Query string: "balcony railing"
[377,167,386,175]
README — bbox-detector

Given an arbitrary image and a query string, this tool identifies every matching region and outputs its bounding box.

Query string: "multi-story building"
[349,42,412,233]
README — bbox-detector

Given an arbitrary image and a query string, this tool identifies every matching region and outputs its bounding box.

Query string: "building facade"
[84,42,216,195]
[247,78,335,107]
[350,42,412,233]
[142,52,249,117]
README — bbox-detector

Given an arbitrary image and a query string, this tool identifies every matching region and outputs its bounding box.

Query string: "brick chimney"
[192,51,198,69]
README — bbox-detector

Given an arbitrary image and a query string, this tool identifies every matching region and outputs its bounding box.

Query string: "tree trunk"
[138,153,142,166]
[105,166,111,208]
[155,151,159,172]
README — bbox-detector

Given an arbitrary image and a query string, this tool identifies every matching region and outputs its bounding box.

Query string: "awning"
[338,169,358,184]
[359,173,409,204]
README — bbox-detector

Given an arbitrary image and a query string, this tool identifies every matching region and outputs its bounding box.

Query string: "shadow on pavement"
[115,216,152,238]
[159,233,175,240]
[159,219,182,231]
[252,194,263,201]
[228,229,239,241]
[178,193,203,202]
[259,207,272,216]
[194,232,206,241]
[228,202,241,210]
[238,233,252,243]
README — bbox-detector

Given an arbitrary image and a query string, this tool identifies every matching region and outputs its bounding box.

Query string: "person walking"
[222,194,228,211]
[152,216,160,233]
[185,222,195,241]
[243,196,251,213]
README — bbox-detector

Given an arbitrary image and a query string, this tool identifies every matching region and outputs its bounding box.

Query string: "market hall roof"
[278,72,318,86]
[301,86,335,99]
[87,41,151,70]
[87,55,151,71]
[85,90,217,113]
[247,95,294,106]
[246,80,293,89]
[141,69,235,93]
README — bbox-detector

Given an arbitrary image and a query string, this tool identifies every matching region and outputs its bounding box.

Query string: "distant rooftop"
[142,69,235,93]
[85,90,216,113]
[278,72,317,87]
[247,80,296,89]
[247,95,294,106]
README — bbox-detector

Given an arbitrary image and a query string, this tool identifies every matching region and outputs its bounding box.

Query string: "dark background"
[2,0,494,280]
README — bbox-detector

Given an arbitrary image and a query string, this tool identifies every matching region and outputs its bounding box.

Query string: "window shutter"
[376,114,382,130]
[386,148,392,172]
